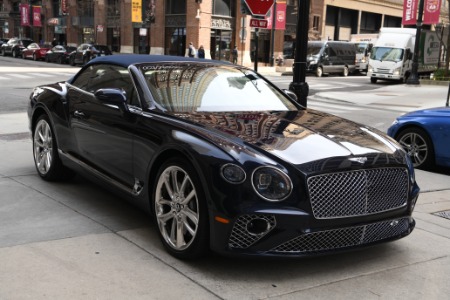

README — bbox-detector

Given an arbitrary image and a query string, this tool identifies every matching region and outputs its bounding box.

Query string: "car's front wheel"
[33,115,74,181]
[370,77,378,83]
[396,127,434,169]
[315,66,323,77]
[152,157,208,259]
[342,66,349,77]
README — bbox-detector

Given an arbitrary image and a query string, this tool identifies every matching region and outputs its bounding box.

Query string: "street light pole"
[406,0,425,85]
[289,0,309,107]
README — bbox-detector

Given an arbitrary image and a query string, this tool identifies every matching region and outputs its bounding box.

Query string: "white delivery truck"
[350,34,378,73]
[368,27,440,83]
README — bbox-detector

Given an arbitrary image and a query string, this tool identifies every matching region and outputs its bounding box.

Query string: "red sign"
[402,0,418,25]
[20,4,30,27]
[266,3,286,30]
[244,0,274,17]
[250,18,268,28]
[61,0,68,15]
[423,0,441,24]
[33,6,42,27]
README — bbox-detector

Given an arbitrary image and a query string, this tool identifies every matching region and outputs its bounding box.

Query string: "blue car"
[388,106,450,169]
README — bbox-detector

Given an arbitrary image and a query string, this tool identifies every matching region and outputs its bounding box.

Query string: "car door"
[67,64,136,188]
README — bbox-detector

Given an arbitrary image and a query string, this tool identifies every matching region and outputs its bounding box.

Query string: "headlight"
[393,67,401,75]
[252,167,292,201]
[221,164,246,184]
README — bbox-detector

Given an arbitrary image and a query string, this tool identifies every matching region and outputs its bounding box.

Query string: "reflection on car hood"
[170,109,401,166]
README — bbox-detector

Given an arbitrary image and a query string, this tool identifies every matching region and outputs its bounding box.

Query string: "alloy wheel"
[398,131,429,168]
[33,119,54,175]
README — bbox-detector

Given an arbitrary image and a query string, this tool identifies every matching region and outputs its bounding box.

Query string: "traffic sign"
[250,18,268,28]
[244,0,274,17]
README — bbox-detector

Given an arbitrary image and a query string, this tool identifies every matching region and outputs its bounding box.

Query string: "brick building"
[0,0,447,67]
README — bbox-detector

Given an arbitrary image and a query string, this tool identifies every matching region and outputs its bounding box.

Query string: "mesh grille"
[308,168,409,219]
[272,218,410,254]
[228,215,276,249]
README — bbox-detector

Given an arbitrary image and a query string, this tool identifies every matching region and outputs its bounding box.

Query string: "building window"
[213,0,235,17]
[166,0,186,14]
[313,15,320,31]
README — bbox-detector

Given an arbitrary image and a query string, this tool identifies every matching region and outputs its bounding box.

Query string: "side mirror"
[405,48,412,60]
[283,89,298,101]
[94,88,128,111]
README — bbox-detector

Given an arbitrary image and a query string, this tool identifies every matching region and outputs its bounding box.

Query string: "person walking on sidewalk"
[232,46,238,64]
[188,42,196,58]
[198,45,205,59]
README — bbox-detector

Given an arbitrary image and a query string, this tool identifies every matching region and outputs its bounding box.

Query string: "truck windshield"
[355,42,368,54]
[370,47,404,62]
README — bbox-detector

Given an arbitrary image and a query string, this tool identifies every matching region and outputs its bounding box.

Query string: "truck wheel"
[370,77,378,84]
[315,67,323,77]
[342,66,349,77]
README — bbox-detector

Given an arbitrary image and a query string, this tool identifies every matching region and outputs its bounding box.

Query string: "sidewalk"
[310,81,450,112]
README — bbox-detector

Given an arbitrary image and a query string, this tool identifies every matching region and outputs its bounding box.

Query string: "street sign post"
[244,0,274,17]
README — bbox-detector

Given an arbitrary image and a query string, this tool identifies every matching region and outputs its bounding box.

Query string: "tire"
[315,67,323,77]
[370,77,378,84]
[152,157,209,259]
[83,56,89,65]
[13,49,19,58]
[70,56,75,66]
[33,53,37,61]
[33,115,75,181]
[45,55,50,63]
[57,56,63,64]
[342,66,349,77]
[396,127,434,169]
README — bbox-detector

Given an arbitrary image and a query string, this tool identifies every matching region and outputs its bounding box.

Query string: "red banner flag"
[402,0,417,25]
[20,4,30,27]
[33,6,42,27]
[266,3,286,30]
[423,0,441,24]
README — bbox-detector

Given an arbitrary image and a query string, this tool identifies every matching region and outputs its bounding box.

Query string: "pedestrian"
[197,45,205,59]
[188,42,196,58]
[52,38,58,47]
[232,46,238,64]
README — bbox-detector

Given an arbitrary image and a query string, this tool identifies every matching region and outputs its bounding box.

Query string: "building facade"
[0,0,448,67]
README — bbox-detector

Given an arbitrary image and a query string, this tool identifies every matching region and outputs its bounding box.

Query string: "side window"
[71,66,94,90]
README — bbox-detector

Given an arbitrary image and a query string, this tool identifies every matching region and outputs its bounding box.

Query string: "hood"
[170,110,401,166]
[401,106,450,118]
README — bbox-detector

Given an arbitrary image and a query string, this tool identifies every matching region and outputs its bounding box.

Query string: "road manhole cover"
[433,210,450,220]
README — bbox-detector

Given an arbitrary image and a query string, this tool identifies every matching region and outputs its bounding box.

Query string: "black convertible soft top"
[86,54,232,68]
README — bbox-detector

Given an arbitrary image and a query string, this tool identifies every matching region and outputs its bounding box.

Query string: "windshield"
[138,63,298,112]
[307,44,322,56]
[355,42,368,54]
[370,47,404,62]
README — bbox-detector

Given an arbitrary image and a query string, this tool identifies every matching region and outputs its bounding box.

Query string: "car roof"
[86,54,233,68]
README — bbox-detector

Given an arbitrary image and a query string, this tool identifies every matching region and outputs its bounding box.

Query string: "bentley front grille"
[228,215,276,249]
[308,168,409,219]
[271,218,409,254]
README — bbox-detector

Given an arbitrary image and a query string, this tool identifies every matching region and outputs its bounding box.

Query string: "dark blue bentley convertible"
[28,54,419,259]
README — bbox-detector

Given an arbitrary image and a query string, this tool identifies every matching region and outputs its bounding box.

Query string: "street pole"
[254,28,259,72]
[269,1,277,67]
[289,0,309,107]
[406,0,424,85]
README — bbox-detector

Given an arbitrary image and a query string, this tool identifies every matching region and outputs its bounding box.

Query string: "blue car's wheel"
[152,157,208,259]
[397,127,434,169]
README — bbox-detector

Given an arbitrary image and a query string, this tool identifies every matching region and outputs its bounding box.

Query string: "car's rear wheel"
[45,55,49,63]
[57,56,63,64]
[396,127,434,169]
[370,77,378,83]
[69,56,75,66]
[152,157,208,259]
[315,66,323,77]
[33,115,75,181]
[13,49,19,58]
[33,53,37,61]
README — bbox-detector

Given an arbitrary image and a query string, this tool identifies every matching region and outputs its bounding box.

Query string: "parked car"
[45,45,77,64]
[28,54,419,259]
[388,106,450,169]
[68,43,112,65]
[0,38,9,47]
[1,38,34,58]
[21,43,51,61]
